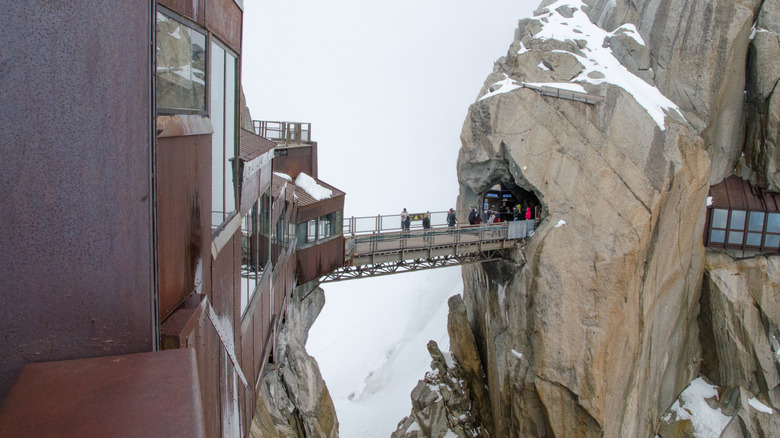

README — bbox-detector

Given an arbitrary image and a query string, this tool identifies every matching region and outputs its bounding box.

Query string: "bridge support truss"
[320,249,508,283]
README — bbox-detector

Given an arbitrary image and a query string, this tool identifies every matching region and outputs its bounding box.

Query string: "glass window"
[319,215,332,239]
[766,234,780,248]
[711,209,728,229]
[297,223,307,247]
[727,231,744,245]
[210,42,237,228]
[729,210,746,230]
[710,229,725,243]
[748,212,765,232]
[307,219,317,243]
[746,233,763,246]
[768,213,780,234]
[156,12,206,111]
[240,205,263,317]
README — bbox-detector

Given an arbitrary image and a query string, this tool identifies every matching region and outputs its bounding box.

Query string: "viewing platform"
[321,210,535,282]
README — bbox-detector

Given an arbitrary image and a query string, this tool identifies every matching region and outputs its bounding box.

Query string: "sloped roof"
[294,178,345,208]
[238,129,275,162]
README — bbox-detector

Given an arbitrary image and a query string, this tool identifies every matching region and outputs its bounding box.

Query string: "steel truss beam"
[320,249,507,283]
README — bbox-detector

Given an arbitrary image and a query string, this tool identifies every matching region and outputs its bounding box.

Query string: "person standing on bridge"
[422,212,431,241]
[468,208,477,225]
[526,207,532,220]
[447,208,457,227]
[401,208,409,232]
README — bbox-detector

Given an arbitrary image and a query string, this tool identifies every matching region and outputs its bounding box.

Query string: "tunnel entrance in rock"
[478,180,541,223]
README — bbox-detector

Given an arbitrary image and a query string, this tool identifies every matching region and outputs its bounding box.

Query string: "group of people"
[401,208,433,231]
[400,205,531,231]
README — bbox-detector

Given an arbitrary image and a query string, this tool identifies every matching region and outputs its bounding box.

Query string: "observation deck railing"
[252,120,312,145]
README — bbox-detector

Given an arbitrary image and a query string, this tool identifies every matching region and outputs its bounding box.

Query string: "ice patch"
[748,397,773,414]
[706,196,713,207]
[538,62,550,71]
[555,220,566,228]
[511,349,523,359]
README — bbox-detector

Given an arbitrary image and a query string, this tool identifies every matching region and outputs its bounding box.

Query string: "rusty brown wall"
[0,2,154,401]
[157,134,212,320]
[297,237,345,284]
[207,0,243,52]
[274,146,316,180]
[159,0,206,24]
[298,194,345,223]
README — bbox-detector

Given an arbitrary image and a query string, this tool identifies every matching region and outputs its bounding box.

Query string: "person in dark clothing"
[446,208,457,227]
[468,208,477,225]
[422,212,431,242]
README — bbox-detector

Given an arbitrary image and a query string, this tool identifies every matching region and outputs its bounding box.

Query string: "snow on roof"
[295,172,333,201]
[670,377,731,437]
[273,171,292,182]
[530,0,684,130]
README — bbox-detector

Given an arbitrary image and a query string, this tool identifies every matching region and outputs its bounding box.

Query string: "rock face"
[582,0,755,185]
[738,1,780,191]
[250,282,339,437]
[453,2,711,435]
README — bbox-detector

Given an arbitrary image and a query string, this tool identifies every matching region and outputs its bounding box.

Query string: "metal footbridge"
[321,210,535,282]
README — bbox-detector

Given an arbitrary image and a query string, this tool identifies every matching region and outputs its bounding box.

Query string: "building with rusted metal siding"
[704,175,780,254]
[0,1,347,436]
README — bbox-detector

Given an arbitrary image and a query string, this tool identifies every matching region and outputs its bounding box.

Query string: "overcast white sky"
[242,0,536,215]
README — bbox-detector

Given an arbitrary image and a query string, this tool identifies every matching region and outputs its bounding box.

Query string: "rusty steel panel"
[158,0,206,26]
[0,349,205,437]
[211,232,238,323]
[273,146,316,180]
[297,237,345,284]
[157,134,212,320]
[0,2,154,401]
[206,0,243,53]
[298,194,346,224]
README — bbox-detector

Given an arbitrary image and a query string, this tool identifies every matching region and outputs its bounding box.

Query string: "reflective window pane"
[223,52,237,214]
[730,210,746,230]
[748,212,765,232]
[710,229,725,243]
[210,43,226,223]
[727,231,744,245]
[768,213,780,233]
[711,209,728,229]
[746,232,762,246]
[156,12,206,111]
[765,234,780,248]
[308,219,317,242]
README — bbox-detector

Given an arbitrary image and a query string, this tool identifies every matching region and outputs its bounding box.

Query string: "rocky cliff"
[394,0,780,436]
[250,282,339,437]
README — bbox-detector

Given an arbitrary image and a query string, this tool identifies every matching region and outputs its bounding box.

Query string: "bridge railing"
[343,210,474,235]
[252,120,312,144]
[345,220,535,257]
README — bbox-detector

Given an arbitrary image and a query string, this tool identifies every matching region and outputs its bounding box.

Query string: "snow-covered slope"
[306,267,462,437]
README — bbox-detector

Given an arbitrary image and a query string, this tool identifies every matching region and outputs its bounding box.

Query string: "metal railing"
[342,210,474,235]
[252,120,312,145]
[522,84,604,105]
[345,220,534,257]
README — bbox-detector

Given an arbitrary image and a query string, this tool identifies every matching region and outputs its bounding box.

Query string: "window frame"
[155,7,209,115]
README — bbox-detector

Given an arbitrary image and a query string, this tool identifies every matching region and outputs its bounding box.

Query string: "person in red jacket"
[525,207,532,220]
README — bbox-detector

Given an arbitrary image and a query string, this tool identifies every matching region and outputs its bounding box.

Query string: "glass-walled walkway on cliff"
[321,210,535,282]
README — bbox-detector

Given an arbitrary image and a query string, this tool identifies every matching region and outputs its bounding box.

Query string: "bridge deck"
[322,221,535,282]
